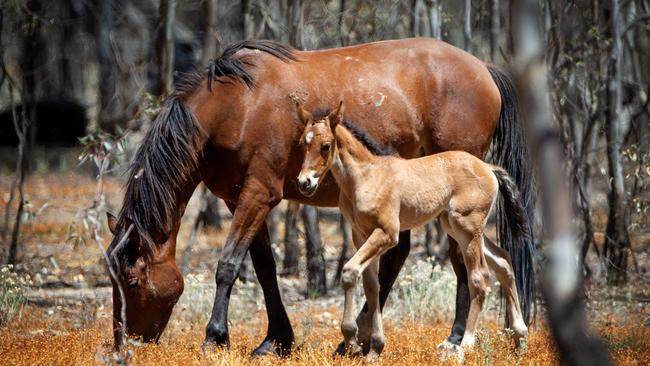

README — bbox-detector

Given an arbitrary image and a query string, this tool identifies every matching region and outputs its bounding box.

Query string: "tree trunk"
[464,0,472,52]
[334,214,350,283]
[201,0,219,66]
[289,0,303,49]
[266,206,280,245]
[604,0,631,284]
[282,201,300,275]
[426,0,441,40]
[338,0,346,46]
[96,0,115,132]
[242,0,254,40]
[156,0,176,97]
[512,1,613,364]
[301,205,327,297]
[490,0,500,61]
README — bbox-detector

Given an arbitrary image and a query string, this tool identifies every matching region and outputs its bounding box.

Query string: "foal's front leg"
[340,228,396,358]
[362,259,384,361]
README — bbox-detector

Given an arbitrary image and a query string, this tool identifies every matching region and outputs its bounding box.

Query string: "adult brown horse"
[105,38,534,356]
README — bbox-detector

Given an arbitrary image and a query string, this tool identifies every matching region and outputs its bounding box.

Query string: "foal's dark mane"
[312,108,396,157]
[116,40,296,257]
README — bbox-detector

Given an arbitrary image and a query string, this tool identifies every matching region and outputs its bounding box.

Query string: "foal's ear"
[330,100,345,127]
[107,212,118,235]
[295,102,312,125]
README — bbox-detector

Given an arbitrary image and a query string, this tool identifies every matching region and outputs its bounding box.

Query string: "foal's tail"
[488,63,536,326]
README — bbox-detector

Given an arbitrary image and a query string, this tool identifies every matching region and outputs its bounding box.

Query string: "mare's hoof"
[200,340,228,355]
[251,340,279,357]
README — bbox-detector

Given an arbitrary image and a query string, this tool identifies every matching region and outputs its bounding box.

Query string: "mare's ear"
[330,100,344,128]
[295,102,312,125]
[107,212,118,235]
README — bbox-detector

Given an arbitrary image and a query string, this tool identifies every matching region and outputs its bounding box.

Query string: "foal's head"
[296,101,344,197]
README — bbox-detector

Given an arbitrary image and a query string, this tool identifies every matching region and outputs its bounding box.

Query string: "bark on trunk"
[289,0,303,49]
[282,201,300,275]
[464,0,472,52]
[604,0,631,284]
[301,205,327,297]
[96,0,115,132]
[426,0,441,40]
[156,0,176,97]
[201,0,219,66]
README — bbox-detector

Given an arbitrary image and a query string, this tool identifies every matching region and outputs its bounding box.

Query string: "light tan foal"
[295,102,529,360]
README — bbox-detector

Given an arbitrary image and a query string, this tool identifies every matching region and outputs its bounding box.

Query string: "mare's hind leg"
[362,258,384,361]
[483,236,528,344]
[447,211,490,349]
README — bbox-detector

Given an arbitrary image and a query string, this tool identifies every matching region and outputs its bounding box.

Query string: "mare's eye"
[321,143,331,153]
[127,278,139,289]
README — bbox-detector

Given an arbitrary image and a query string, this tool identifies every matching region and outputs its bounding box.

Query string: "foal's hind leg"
[447,212,490,349]
[483,236,528,344]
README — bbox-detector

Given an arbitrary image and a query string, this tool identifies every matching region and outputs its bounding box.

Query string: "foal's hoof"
[365,349,381,362]
[436,341,464,362]
[333,341,363,358]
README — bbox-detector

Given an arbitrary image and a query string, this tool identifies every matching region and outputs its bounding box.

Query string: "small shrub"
[0,264,31,326]
[384,258,457,324]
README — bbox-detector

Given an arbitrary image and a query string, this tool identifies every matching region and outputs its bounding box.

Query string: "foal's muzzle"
[297,173,319,197]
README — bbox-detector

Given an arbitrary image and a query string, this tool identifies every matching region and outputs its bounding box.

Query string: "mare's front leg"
[249,224,294,355]
[203,177,279,351]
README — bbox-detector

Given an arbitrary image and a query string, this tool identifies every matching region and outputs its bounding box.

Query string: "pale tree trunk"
[464,0,472,52]
[289,0,303,49]
[604,0,631,284]
[490,0,500,61]
[97,0,115,131]
[512,1,612,365]
[338,0,346,46]
[426,0,442,40]
[282,201,300,275]
[201,0,220,66]
[411,0,420,37]
[157,0,176,97]
[242,0,254,40]
[301,206,327,296]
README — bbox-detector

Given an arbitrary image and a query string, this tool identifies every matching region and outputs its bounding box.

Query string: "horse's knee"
[341,320,358,339]
[341,266,359,289]
[215,260,238,286]
[469,271,488,300]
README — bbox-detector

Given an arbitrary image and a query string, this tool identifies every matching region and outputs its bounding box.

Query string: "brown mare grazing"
[104,38,534,356]
[295,102,530,360]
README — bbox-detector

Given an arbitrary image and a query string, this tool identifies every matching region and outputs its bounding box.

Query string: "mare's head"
[296,101,344,197]
[105,211,184,346]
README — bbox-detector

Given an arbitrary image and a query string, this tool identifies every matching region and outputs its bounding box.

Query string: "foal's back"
[388,151,499,230]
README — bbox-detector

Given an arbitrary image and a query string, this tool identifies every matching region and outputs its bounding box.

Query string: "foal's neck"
[330,125,377,195]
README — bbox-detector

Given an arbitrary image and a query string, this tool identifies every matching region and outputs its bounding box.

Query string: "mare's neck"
[330,125,377,197]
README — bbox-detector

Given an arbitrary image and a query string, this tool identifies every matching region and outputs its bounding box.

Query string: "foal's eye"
[321,143,331,153]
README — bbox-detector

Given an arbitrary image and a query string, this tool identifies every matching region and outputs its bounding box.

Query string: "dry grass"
[1,303,648,366]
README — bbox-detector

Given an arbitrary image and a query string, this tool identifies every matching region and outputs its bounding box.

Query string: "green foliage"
[0,264,31,326]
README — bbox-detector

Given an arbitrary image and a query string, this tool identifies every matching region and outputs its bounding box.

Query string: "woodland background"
[0,0,648,365]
